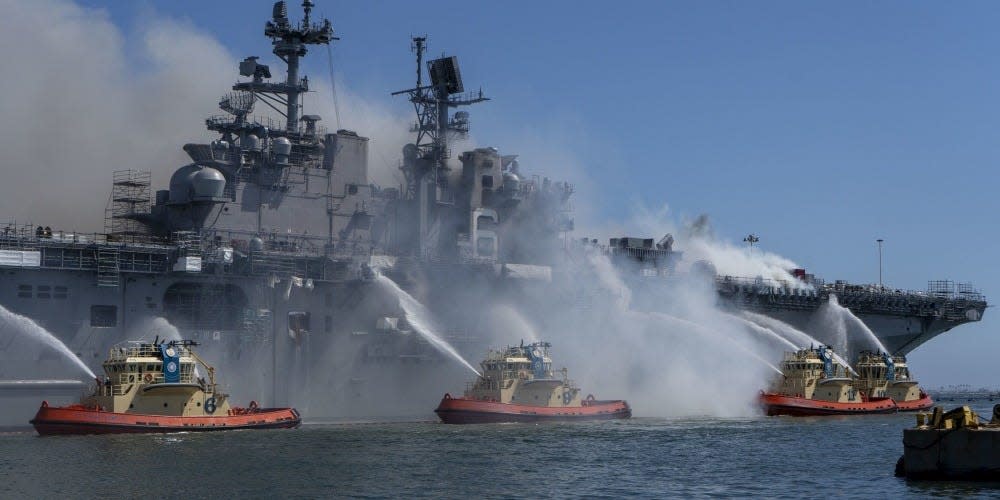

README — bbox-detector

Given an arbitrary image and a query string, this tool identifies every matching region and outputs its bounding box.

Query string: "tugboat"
[854,350,933,412]
[30,340,301,435]
[760,345,897,416]
[434,341,631,424]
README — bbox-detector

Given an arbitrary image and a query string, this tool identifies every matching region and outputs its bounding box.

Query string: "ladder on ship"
[96,247,120,287]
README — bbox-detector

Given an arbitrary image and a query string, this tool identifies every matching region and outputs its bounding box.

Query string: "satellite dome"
[272,137,292,163]
[244,134,261,151]
[168,164,202,204]
[191,167,226,200]
[502,171,520,193]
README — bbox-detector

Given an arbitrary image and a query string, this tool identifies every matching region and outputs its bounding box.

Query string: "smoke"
[0,0,415,231]
[0,1,234,231]
[302,78,414,188]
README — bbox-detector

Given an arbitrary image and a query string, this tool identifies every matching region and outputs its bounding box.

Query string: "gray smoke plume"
[0,1,234,231]
[0,0,413,232]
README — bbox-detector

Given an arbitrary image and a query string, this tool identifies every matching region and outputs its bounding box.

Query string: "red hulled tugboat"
[30,339,300,435]
[435,341,631,424]
[854,350,933,412]
[760,345,897,416]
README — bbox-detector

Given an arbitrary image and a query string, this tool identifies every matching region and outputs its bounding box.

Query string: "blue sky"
[81,0,999,386]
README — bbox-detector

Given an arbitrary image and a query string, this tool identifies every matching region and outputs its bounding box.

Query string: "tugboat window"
[90,305,118,327]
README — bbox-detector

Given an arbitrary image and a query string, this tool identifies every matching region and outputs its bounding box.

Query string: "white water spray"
[821,295,890,356]
[0,304,95,379]
[487,304,540,343]
[645,311,783,376]
[741,311,858,376]
[830,295,889,353]
[725,313,798,351]
[376,275,481,377]
[145,316,182,342]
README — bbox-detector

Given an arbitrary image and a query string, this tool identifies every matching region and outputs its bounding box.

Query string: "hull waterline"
[760,393,898,416]
[30,403,301,435]
[435,396,631,424]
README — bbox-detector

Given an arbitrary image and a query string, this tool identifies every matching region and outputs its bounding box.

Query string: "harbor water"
[4,402,1000,498]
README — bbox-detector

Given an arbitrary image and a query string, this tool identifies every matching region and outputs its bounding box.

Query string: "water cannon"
[881,351,896,381]
[815,345,834,378]
[526,343,547,379]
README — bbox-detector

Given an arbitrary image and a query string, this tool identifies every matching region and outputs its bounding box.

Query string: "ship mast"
[235,0,336,135]
[392,37,489,255]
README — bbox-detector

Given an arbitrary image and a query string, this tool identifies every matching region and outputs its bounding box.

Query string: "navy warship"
[0,1,985,424]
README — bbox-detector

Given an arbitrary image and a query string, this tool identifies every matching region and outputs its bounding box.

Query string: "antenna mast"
[234,0,337,135]
[391,37,489,257]
[393,36,489,200]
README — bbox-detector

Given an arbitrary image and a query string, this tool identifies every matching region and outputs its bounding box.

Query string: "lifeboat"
[435,341,631,424]
[760,345,899,416]
[30,339,300,435]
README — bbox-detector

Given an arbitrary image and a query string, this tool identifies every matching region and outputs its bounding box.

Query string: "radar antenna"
[219,91,255,119]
